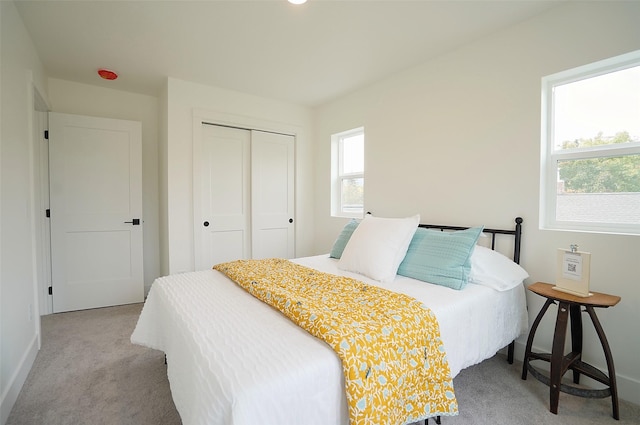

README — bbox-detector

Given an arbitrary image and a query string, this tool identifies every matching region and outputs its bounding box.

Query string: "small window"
[331,128,364,218]
[540,50,640,235]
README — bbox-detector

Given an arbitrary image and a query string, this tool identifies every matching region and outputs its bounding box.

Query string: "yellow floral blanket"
[213,258,458,425]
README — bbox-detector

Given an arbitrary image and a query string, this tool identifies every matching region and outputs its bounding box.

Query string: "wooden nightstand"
[521,282,621,420]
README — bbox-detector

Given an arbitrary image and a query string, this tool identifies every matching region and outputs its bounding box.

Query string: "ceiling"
[15,0,563,107]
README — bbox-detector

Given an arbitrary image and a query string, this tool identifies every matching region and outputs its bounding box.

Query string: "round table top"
[528,281,621,308]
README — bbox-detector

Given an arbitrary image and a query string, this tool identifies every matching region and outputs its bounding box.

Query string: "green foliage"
[558,132,640,193]
[342,178,364,209]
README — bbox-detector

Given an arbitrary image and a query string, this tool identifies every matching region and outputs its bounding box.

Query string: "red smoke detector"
[98,69,118,80]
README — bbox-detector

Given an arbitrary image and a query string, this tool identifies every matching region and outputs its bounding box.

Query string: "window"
[540,50,640,235]
[331,128,364,218]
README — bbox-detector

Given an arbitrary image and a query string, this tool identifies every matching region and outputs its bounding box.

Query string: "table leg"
[550,301,570,414]
[586,306,620,420]
[569,304,583,384]
[522,298,555,380]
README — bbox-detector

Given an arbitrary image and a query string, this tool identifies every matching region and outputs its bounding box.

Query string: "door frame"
[192,109,299,269]
[29,81,53,317]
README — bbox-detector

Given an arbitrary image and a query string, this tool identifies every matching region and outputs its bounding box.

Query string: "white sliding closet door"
[197,124,251,269]
[251,130,295,260]
[195,124,295,271]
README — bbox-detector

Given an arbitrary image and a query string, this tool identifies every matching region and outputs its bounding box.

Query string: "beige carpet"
[7,304,180,425]
[7,303,640,425]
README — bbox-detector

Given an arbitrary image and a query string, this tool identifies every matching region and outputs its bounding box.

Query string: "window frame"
[540,49,640,235]
[331,127,364,219]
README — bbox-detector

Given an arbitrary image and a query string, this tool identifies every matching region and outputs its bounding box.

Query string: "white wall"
[0,1,48,422]
[158,82,170,277]
[3,0,638,420]
[163,78,315,274]
[314,2,640,405]
[47,78,161,295]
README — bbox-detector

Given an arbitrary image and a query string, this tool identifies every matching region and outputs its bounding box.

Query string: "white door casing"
[49,112,143,313]
[35,109,52,315]
[251,130,295,260]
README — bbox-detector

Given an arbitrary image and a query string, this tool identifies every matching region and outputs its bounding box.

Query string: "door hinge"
[48,286,53,295]
[44,130,49,140]
[46,209,50,218]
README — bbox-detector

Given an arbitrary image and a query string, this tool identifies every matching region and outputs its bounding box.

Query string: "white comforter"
[131,255,527,425]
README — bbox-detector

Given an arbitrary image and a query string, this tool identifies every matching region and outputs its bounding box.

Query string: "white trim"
[331,127,364,219]
[26,76,41,346]
[26,74,49,340]
[542,220,640,237]
[540,49,640,235]
[544,49,640,87]
[30,85,52,316]
[0,334,38,425]
[192,108,299,137]
[192,115,204,271]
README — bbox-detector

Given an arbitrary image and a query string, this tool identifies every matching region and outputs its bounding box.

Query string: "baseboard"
[617,373,640,407]
[509,339,640,407]
[0,334,39,425]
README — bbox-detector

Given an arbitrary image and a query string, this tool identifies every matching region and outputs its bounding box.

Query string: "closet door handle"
[203,221,210,227]
[289,218,293,223]
[124,219,140,225]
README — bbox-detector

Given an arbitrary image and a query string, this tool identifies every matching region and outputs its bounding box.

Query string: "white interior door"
[49,112,143,313]
[196,124,251,270]
[251,130,295,259]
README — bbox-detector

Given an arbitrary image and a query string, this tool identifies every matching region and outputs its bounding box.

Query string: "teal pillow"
[397,226,483,290]
[329,219,359,259]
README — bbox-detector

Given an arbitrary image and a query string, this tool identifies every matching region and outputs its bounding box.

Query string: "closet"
[194,123,295,270]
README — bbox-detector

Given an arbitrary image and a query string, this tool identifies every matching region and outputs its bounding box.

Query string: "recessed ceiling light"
[288,0,307,4]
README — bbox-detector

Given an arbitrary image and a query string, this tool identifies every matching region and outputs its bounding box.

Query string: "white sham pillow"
[469,245,529,291]
[338,214,420,283]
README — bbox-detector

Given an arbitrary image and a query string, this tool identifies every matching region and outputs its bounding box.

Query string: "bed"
[131,216,528,425]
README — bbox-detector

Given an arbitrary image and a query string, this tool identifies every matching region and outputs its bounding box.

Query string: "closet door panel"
[196,124,251,269]
[251,130,295,260]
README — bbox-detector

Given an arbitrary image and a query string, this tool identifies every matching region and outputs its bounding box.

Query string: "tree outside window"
[541,51,640,234]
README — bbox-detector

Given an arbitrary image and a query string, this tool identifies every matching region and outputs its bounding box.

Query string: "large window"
[331,128,364,218]
[540,50,640,235]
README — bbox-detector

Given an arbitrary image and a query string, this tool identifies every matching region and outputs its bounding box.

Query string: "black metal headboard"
[418,217,523,264]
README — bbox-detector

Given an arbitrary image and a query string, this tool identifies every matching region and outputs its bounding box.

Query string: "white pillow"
[469,245,529,291]
[338,214,420,282]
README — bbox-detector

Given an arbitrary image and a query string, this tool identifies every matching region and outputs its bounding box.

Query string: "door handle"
[203,221,210,227]
[124,219,140,225]
[289,218,293,223]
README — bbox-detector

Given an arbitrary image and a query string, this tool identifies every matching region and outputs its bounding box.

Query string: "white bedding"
[131,255,528,425]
